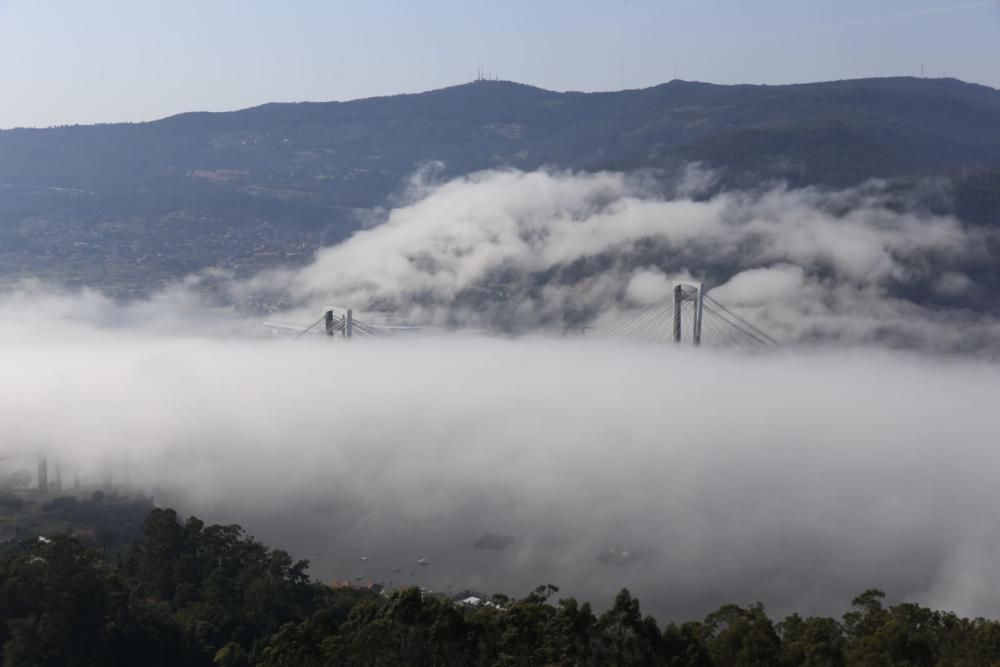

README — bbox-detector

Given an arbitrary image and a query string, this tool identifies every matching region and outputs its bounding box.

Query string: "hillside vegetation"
[4,507,1000,666]
[1,77,999,294]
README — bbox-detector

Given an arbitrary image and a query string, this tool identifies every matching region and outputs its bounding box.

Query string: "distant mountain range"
[1,77,998,293]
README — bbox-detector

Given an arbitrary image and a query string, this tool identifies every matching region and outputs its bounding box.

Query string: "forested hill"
[3,76,1000,207]
[2,76,999,293]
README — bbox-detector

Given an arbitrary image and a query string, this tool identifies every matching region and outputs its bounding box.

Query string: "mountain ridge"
[5,76,997,131]
[1,75,999,293]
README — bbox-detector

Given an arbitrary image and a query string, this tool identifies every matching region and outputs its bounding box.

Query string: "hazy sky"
[0,0,998,128]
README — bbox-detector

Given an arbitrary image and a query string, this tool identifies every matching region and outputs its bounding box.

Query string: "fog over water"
[3,168,1000,620]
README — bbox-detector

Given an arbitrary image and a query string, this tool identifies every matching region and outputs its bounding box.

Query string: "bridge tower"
[672,282,705,346]
[323,309,353,339]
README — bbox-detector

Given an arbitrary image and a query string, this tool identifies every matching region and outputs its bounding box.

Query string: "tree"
[780,613,846,666]
[596,588,660,665]
[213,641,248,667]
[702,602,782,667]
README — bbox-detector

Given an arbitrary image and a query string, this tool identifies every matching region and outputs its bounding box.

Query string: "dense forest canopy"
[3,505,1000,666]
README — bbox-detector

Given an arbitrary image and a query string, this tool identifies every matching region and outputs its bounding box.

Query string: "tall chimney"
[37,456,48,495]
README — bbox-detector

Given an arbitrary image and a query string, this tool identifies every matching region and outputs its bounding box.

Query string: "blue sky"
[0,0,997,128]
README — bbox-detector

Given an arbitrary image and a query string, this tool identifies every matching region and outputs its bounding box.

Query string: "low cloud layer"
[237,168,1000,353]
[2,291,1000,619]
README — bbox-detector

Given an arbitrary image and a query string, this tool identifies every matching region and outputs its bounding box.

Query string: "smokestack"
[37,455,48,495]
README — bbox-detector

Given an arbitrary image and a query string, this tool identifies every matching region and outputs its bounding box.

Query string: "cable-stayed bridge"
[296,309,395,339]
[596,281,778,350]
[270,282,777,350]
[265,308,422,339]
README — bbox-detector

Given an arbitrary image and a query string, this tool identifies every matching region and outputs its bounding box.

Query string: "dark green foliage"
[1,536,111,666]
[701,602,782,666]
[780,613,846,666]
[0,508,337,666]
[5,509,1000,665]
[119,509,321,662]
[0,492,153,556]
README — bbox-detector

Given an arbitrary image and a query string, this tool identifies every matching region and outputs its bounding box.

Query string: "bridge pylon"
[672,281,704,346]
[324,309,353,339]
